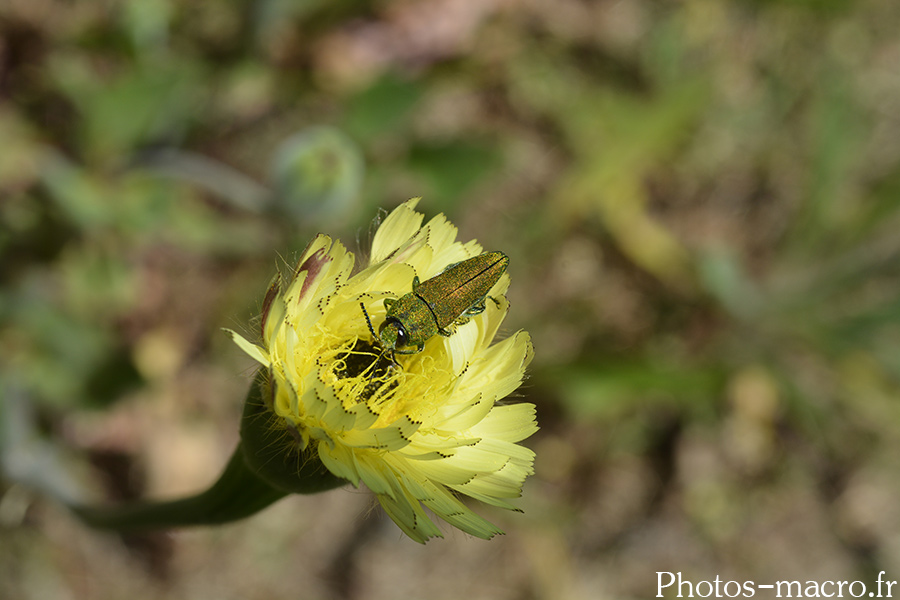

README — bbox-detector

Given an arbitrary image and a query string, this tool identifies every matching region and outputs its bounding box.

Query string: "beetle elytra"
[360,251,508,364]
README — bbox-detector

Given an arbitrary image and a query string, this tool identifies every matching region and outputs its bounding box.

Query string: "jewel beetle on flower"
[360,251,509,363]
[226,198,536,543]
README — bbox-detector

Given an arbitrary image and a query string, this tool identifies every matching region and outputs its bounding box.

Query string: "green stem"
[72,444,288,531]
[70,370,346,532]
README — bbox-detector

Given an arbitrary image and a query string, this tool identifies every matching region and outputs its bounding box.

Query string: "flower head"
[228,199,537,542]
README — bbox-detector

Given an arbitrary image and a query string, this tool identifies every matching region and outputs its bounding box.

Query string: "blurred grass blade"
[136,148,271,213]
[698,247,762,319]
[1,382,92,506]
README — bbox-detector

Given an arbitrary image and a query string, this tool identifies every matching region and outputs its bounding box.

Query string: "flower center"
[329,337,401,404]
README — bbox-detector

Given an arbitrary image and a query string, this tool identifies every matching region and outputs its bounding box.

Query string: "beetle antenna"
[358,302,396,382]
[360,301,378,340]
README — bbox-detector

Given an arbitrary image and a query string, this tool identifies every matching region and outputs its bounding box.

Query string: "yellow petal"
[471,403,539,444]
[223,329,269,366]
[370,198,423,262]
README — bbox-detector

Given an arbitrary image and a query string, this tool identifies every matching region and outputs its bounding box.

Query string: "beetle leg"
[393,343,424,355]
[411,275,421,291]
[364,347,398,383]
[440,260,461,274]
[462,296,488,317]
[383,298,395,310]
[438,326,453,336]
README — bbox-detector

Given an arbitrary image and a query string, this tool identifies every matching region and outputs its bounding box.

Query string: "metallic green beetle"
[361,251,509,361]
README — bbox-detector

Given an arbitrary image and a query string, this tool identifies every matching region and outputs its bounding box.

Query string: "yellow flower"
[228,199,537,542]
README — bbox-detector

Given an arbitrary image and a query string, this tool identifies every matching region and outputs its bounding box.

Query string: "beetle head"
[378,317,409,350]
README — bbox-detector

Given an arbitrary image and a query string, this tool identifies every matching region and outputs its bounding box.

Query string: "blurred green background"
[3,0,900,598]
